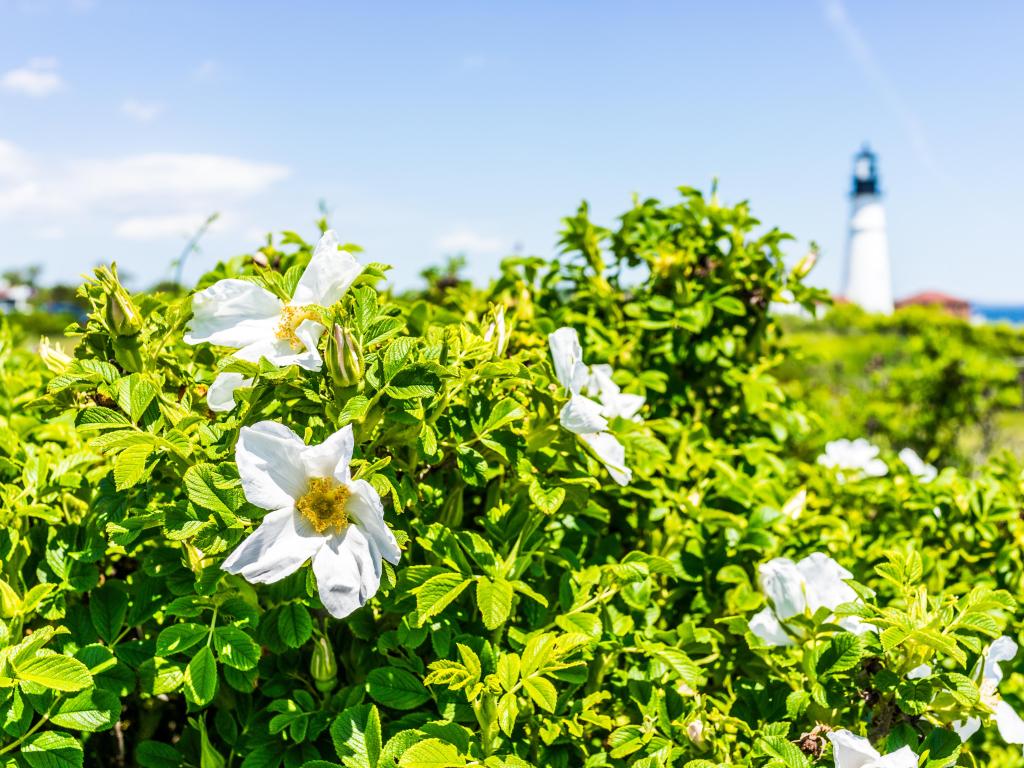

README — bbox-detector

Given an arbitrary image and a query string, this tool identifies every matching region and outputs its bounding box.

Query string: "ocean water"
[973,305,1024,325]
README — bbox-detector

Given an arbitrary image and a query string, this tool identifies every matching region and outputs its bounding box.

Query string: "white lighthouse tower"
[843,145,893,314]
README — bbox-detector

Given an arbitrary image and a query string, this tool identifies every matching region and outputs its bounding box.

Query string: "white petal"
[898,447,937,482]
[601,391,645,421]
[207,372,253,413]
[291,230,363,307]
[907,664,931,679]
[827,729,880,768]
[995,700,1024,744]
[222,507,326,584]
[837,616,876,636]
[578,431,631,486]
[234,318,326,371]
[346,479,401,565]
[872,746,918,768]
[585,364,619,399]
[864,458,889,477]
[302,424,354,482]
[313,525,383,619]
[983,636,1019,685]
[953,717,981,742]
[184,279,282,347]
[797,552,857,613]
[748,607,793,647]
[758,558,807,620]
[559,394,608,435]
[548,327,589,394]
[236,421,309,510]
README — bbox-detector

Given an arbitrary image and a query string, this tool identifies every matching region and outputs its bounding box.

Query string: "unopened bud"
[326,324,363,387]
[311,634,338,692]
[38,336,73,373]
[792,248,819,279]
[686,719,704,746]
[96,265,143,336]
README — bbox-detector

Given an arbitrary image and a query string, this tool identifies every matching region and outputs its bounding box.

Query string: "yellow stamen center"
[276,305,319,349]
[296,477,351,534]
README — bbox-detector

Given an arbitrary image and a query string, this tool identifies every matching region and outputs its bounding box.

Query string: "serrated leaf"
[366,667,430,710]
[15,654,93,692]
[21,730,84,768]
[212,626,261,670]
[114,442,153,490]
[277,603,313,648]
[522,675,557,712]
[50,689,121,732]
[397,738,465,768]
[415,572,470,625]
[184,646,218,706]
[475,577,513,630]
[156,623,208,656]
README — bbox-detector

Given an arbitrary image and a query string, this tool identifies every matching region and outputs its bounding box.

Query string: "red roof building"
[895,291,971,319]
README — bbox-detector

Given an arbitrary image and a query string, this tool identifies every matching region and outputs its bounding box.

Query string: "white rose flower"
[548,327,632,486]
[818,438,888,478]
[222,421,401,619]
[898,448,938,483]
[585,364,645,421]
[749,553,873,647]
[185,230,363,412]
[954,635,1024,745]
[827,729,917,768]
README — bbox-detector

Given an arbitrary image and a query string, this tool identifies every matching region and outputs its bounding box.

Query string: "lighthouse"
[843,145,893,314]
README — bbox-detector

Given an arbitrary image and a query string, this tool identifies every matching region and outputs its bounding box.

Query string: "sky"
[0,1,1022,302]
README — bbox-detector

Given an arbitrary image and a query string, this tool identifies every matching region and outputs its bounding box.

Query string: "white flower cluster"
[749,552,873,647]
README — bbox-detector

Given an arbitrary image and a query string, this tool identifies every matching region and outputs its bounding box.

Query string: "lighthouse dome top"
[851,144,880,197]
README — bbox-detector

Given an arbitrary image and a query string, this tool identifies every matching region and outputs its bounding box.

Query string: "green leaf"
[135,741,183,768]
[212,626,261,670]
[384,337,416,381]
[184,646,218,706]
[90,582,128,644]
[21,730,84,768]
[277,602,313,649]
[896,678,933,715]
[114,442,153,490]
[50,689,121,732]
[815,633,865,677]
[522,675,557,713]
[415,572,470,625]
[156,623,209,657]
[475,577,513,630]
[184,463,241,516]
[330,704,382,768]
[397,738,465,768]
[15,654,93,692]
[528,480,565,516]
[366,667,430,710]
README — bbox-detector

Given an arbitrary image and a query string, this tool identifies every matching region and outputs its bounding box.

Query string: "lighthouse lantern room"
[843,145,894,314]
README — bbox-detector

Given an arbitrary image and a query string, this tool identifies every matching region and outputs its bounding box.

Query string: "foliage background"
[1,189,1023,768]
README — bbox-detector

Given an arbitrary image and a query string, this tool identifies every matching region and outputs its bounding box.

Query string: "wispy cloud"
[1,57,63,97]
[121,99,164,123]
[114,212,228,241]
[822,0,944,182]
[437,229,505,255]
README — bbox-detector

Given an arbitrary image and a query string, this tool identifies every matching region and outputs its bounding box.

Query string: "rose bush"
[1,189,1023,768]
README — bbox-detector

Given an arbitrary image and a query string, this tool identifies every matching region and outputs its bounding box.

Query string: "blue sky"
[1,1,1022,301]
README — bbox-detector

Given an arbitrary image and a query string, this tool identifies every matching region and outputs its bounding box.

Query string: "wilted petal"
[758,558,806,620]
[548,327,589,394]
[234,318,326,371]
[346,479,401,565]
[313,525,383,619]
[222,507,326,584]
[797,553,858,613]
[994,700,1024,744]
[953,717,981,742]
[748,607,792,646]
[184,279,282,347]
[983,636,1019,685]
[207,372,253,413]
[560,394,608,435]
[236,421,309,510]
[827,729,881,768]
[302,424,354,482]
[291,230,364,307]
[579,431,631,486]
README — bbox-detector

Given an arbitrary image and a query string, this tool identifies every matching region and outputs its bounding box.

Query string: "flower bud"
[96,265,143,336]
[38,336,73,373]
[792,247,819,279]
[326,324,362,387]
[310,634,338,692]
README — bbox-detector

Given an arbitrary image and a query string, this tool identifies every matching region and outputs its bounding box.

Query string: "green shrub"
[1,190,1023,768]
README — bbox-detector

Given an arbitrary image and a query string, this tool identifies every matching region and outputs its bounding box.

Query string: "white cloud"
[437,229,505,254]
[0,144,290,216]
[121,99,163,123]
[1,57,63,97]
[114,212,227,240]
[0,139,33,179]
